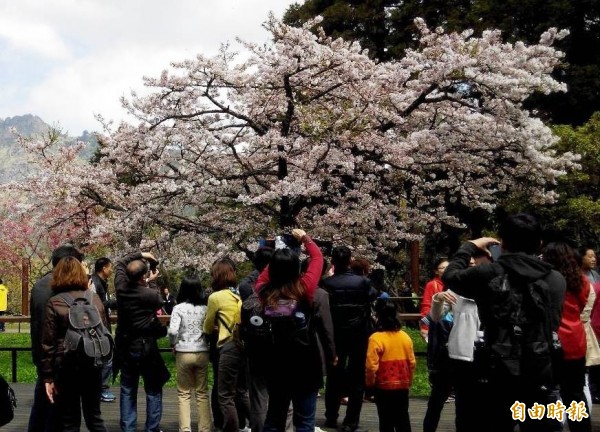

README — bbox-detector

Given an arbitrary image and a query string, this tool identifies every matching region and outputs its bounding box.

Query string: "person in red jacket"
[254,229,324,432]
[366,299,416,432]
[543,242,591,432]
[420,258,448,342]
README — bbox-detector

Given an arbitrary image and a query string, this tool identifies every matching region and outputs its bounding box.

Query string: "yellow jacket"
[203,289,241,349]
[366,330,416,390]
[0,284,7,311]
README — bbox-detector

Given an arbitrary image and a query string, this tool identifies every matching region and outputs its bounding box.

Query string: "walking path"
[8,383,599,431]
[8,383,457,431]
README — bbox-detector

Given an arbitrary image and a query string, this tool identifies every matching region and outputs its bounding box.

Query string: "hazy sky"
[0,0,298,134]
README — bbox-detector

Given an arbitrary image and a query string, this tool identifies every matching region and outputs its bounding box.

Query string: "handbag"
[583,285,600,366]
[0,375,16,427]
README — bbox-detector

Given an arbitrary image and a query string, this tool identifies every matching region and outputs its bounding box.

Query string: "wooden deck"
[7,383,453,431]
[7,383,600,431]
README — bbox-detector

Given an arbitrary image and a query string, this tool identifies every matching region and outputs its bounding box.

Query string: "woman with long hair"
[203,258,250,432]
[168,275,210,432]
[543,242,591,432]
[254,228,324,432]
[41,256,109,432]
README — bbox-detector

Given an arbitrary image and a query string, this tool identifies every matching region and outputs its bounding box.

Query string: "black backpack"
[426,312,454,373]
[0,375,16,427]
[240,293,311,358]
[483,271,560,390]
[59,290,114,367]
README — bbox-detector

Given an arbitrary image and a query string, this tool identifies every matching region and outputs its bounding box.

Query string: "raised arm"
[114,252,143,292]
[443,240,499,300]
[255,229,323,300]
[298,234,323,301]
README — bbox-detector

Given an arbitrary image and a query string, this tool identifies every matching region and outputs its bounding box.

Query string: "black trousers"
[487,376,562,432]
[374,389,411,432]
[55,362,107,432]
[217,341,250,432]
[452,359,488,432]
[423,370,453,432]
[558,357,591,432]
[325,333,367,428]
[588,364,600,401]
[28,373,58,432]
[211,355,224,429]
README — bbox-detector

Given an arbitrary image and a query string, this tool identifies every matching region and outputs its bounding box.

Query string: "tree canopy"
[504,112,600,245]
[7,17,576,267]
[284,0,600,126]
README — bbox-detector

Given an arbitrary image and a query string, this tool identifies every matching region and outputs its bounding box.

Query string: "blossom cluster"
[5,16,578,268]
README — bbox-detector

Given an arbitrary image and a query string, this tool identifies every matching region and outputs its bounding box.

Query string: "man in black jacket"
[114,252,170,432]
[91,257,117,403]
[322,246,376,432]
[28,244,84,432]
[159,287,176,315]
[442,213,566,432]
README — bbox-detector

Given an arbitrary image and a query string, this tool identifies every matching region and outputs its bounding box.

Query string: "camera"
[149,259,159,272]
[280,234,300,251]
[260,234,300,252]
[142,258,159,273]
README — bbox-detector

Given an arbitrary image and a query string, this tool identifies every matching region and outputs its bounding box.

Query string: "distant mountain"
[0,114,98,183]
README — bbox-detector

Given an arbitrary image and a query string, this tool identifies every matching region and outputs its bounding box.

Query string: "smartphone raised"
[488,243,501,262]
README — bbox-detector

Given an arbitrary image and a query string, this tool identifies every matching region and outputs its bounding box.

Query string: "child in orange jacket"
[366,299,416,432]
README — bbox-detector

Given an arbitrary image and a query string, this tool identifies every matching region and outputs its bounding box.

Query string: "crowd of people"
[17,212,600,432]
[419,213,600,432]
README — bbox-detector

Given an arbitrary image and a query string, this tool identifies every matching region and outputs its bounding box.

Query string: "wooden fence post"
[410,240,420,294]
[21,258,29,315]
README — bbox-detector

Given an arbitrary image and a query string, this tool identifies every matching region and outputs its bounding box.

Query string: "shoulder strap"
[58,293,76,306]
[216,313,233,335]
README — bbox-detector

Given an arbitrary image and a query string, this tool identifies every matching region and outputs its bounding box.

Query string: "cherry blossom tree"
[10,16,578,267]
[0,128,112,281]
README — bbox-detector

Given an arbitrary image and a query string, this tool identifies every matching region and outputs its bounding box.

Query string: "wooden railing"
[0,298,425,382]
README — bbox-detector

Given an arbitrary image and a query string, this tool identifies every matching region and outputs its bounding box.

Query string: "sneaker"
[315,428,326,432]
[101,390,116,402]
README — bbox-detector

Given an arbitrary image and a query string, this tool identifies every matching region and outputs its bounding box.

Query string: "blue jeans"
[120,364,163,432]
[118,336,169,432]
[263,385,317,432]
[101,360,113,391]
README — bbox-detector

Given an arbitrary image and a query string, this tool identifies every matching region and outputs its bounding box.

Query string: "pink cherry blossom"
[6,17,578,268]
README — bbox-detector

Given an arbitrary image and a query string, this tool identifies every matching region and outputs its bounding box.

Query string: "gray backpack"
[59,290,114,367]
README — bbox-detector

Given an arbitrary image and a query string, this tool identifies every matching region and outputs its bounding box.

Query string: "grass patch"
[0,328,431,396]
[0,333,38,383]
[403,327,430,397]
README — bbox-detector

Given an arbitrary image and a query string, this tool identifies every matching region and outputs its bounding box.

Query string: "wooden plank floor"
[7,383,452,431]
[6,383,600,431]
